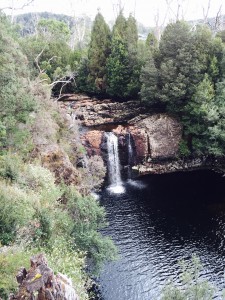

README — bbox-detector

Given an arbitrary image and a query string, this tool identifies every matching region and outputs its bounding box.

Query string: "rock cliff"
[59,95,184,175]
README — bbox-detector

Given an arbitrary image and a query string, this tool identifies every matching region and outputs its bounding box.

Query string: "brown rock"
[136,114,182,159]
[82,130,103,156]
[11,254,79,300]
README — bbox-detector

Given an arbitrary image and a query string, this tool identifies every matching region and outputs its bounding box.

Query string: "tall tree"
[140,31,159,106]
[125,14,141,97]
[107,12,140,99]
[87,12,111,94]
[183,74,215,153]
[140,52,159,106]
[21,18,72,78]
[106,30,130,98]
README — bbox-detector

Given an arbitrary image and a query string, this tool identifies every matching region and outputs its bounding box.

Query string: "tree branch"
[34,48,46,74]
[203,0,211,24]
[49,74,76,100]
[0,0,35,11]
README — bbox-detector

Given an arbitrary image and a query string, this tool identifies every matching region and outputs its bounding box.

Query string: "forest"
[14,10,225,158]
[1,5,225,300]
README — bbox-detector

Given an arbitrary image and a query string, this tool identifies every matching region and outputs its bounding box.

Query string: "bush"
[0,181,35,245]
[64,185,117,271]
[178,139,191,157]
[161,255,219,300]
[45,237,88,300]
[0,242,89,300]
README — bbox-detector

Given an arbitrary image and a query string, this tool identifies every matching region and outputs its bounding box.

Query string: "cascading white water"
[127,132,134,179]
[105,132,124,193]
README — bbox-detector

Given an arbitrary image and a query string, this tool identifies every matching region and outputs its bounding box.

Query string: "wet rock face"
[82,114,182,166]
[81,130,103,156]
[11,254,79,300]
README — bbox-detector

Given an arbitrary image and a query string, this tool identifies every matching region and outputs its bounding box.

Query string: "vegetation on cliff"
[0,13,116,299]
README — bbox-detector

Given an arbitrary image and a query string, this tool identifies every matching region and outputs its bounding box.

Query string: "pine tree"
[107,12,140,99]
[183,74,215,153]
[140,51,159,106]
[125,14,141,97]
[106,30,130,98]
[145,32,158,54]
[87,12,111,94]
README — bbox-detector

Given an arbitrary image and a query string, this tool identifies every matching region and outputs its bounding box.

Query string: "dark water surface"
[98,170,225,300]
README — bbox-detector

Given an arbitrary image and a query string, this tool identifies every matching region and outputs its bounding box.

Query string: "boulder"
[10,254,79,300]
[82,130,103,156]
[134,114,182,160]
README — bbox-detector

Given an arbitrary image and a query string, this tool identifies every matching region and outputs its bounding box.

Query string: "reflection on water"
[98,170,225,300]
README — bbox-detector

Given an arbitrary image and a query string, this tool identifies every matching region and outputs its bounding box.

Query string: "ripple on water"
[99,171,225,300]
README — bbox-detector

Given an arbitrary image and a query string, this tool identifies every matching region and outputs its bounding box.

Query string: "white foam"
[107,184,125,194]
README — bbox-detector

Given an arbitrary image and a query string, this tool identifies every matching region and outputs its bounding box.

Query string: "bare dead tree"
[212,4,223,32]
[50,73,76,101]
[111,0,125,18]
[0,0,35,23]
[69,0,89,50]
[34,47,75,99]
[154,0,172,40]
[34,47,47,75]
[203,0,211,24]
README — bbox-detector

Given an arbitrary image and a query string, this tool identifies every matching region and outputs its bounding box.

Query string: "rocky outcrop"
[134,157,209,175]
[60,95,183,175]
[82,114,182,167]
[59,95,149,127]
[11,254,79,300]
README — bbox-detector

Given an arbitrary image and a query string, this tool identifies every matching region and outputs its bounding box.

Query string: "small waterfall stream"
[105,132,124,193]
[127,132,134,179]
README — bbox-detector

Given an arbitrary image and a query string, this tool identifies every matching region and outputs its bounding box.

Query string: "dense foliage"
[77,11,142,99]
[0,13,116,299]
[140,20,225,156]
[77,11,225,157]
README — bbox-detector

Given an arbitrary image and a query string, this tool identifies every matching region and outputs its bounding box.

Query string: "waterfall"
[105,132,124,193]
[127,132,134,179]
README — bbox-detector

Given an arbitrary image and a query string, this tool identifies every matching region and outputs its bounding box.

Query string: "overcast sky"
[0,0,224,26]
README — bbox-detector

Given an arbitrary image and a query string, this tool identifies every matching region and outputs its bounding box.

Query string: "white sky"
[0,0,224,26]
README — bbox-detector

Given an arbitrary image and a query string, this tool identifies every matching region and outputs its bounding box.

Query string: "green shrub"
[65,186,117,271]
[161,255,218,300]
[0,181,35,245]
[0,243,89,300]
[178,139,191,157]
[45,237,88,300]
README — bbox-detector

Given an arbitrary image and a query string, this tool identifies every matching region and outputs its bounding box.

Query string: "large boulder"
[10,254,79,300]
[133,114,182,161]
